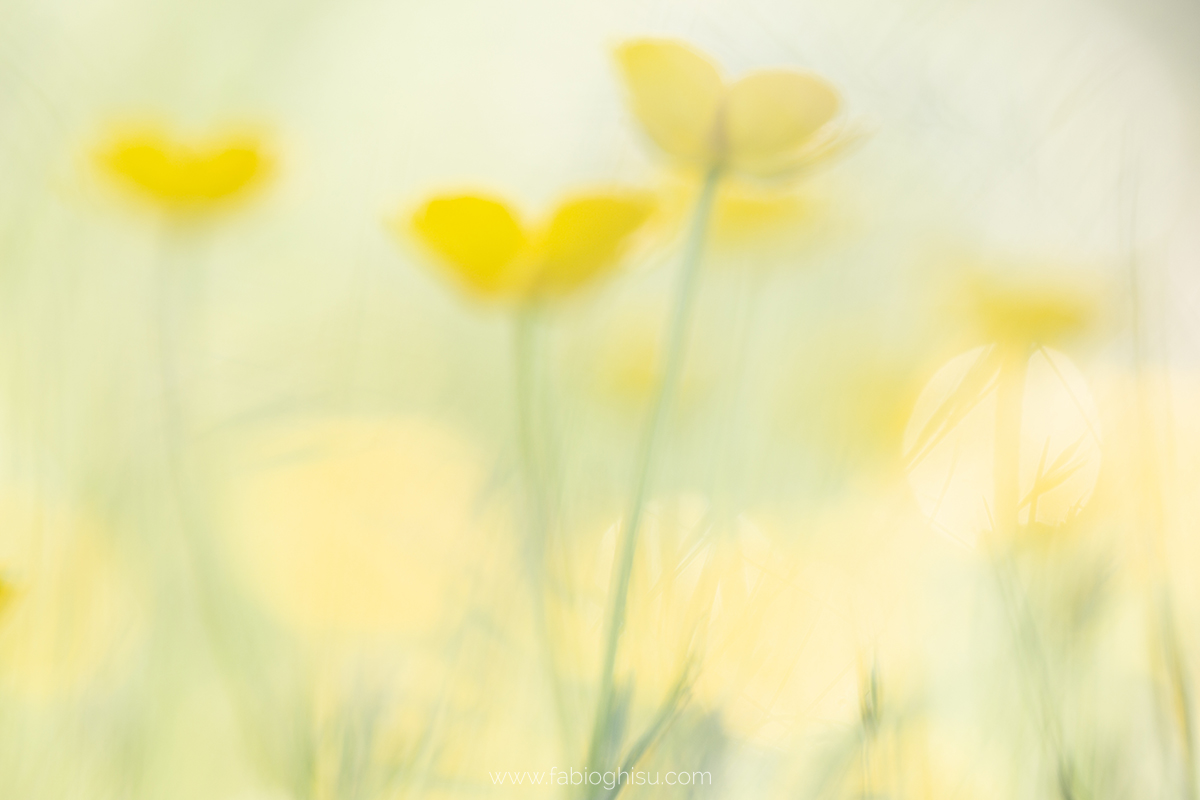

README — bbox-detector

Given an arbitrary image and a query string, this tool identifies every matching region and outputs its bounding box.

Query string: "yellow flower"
[903,345,1103,546]
[615,38,845,177]
[223,417,513,640]
[545,499,861,746]
[0,575,14,618]
[404,191,654,302]
[96,124,269,211]
[654,170,848,270]
[970,273,1101,349]
[0,491,145,697]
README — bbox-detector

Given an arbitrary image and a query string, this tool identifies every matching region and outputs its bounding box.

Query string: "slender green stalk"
[609,670,692,800]
[990,350,1079,798]
[512,307,575,756]
[514,309,548,545]
[991,554,1078,799]
[153,230,312,796]
[707,268,760,522]
[583,167,721,787]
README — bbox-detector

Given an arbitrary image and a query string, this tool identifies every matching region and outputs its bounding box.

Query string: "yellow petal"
[614,39,723,165]
[101,136,176,197]
[971,276,1099,347]
[723,70,840,174]
[98,128,266,208]
[533,193,654,297]
[410,195,532,297]
[712,180,809,241]
[183,143,264,201]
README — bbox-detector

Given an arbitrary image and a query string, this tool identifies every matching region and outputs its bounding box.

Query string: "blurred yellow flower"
[404,191,654,303]
[542,499,708,702]
[692,522,861,743]
[587,310,715,413]
[96,124,269,211]
[0,575,14,619]
[903,345,1102,546]
[0,491,145,697]
[615,38,845,177]
[652,171,843,264]
[547,499,860,746]
[223,417,511,640]
[924,257,1108,352]
[971,273,1101,349]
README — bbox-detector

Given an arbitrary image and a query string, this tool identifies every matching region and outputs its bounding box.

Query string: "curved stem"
[584,167,720,785]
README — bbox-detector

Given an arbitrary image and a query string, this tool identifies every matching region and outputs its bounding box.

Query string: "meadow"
[0,0,1198,797]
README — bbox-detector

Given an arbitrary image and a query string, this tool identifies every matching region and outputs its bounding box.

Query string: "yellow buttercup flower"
[970,273,1101,349]
[96,124,269,211]
[404,191,654,302]
[615,38,845,177]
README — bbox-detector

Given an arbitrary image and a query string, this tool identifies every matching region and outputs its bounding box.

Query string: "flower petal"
[723,70,840,175]
[187,143,264,201]
[98,129,266,206]
[533,193,654,296]
[410,195,531,297]
[614,39,723,165]
[100,134,177,198]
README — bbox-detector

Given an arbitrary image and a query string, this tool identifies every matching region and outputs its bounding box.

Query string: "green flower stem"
[514,309,548,545]
[991,554,1078,800]
[513,306,575,757]
[991,345,1077,799]
[153,231,307,794]
[584,166,721,787]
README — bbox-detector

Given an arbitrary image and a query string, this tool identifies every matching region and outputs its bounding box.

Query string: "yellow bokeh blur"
[96,125,270,212]
[224,417,510,640]
[615,38,843,176]
[0,0,1195,796]
[0,491,144,697]
[405,190,654,303]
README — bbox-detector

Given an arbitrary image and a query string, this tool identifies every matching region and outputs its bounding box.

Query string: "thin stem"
[990,348,1078,798]
[512,307,575,757]
[514,309,547,544]
[708,267,761,522]
[584,167,720,786]
[991,554,1077,799]
[153,231,308,795]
